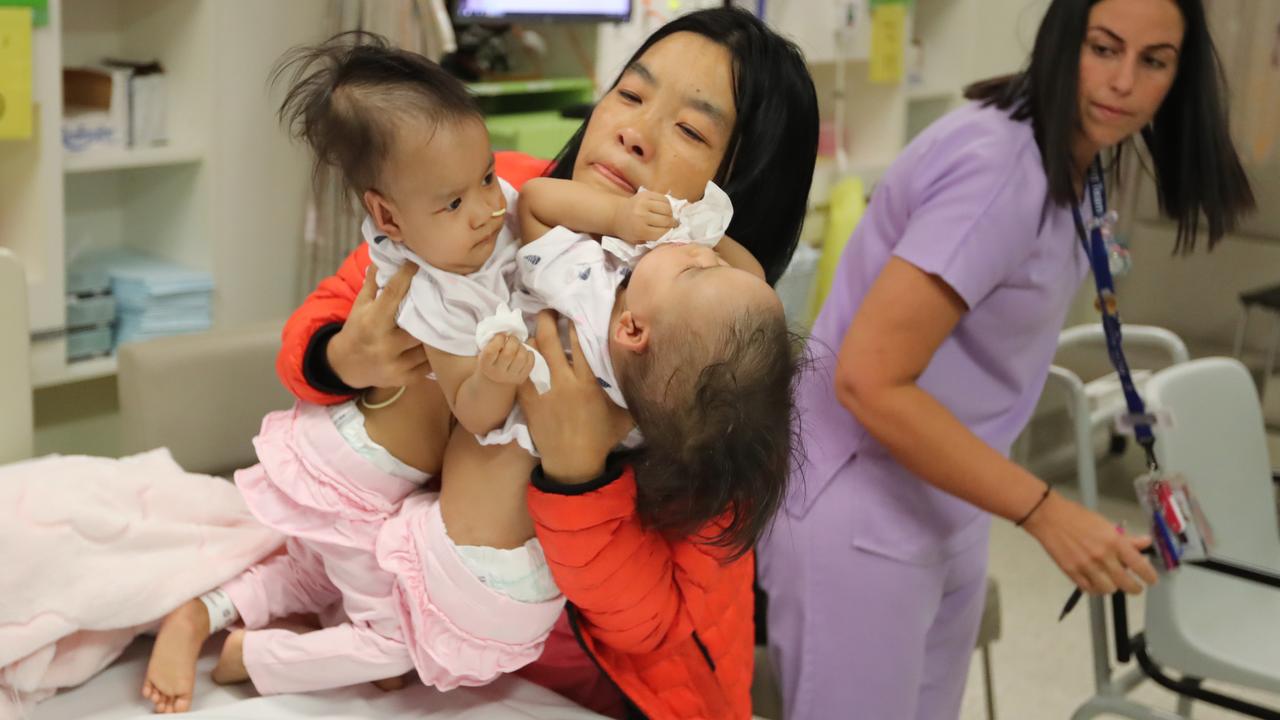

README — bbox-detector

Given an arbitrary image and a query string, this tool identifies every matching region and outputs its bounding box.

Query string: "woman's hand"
[326,263,432,390]
[516,311,634,484]
[1022,491,1159,595]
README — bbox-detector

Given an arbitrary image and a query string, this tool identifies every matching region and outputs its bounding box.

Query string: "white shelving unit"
[4,0,212,388]
[907,86,956,102]
[3,0,328,391]
[63,143,204,174]
[32,353,117,389]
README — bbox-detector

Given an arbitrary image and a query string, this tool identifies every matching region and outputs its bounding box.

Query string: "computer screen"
[453,0,632,23]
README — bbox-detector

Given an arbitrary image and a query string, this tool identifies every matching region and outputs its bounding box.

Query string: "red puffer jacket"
[527,461,755,720]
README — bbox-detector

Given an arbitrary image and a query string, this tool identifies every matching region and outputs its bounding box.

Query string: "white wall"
[967,0,1049,82]
[206,0,329,330]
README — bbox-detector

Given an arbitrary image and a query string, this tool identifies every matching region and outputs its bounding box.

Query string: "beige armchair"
[117,321,295,477]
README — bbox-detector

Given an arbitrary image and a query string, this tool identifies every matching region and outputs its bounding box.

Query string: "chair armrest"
[117,320,294,476]
[1110,555,1280,669]
[1191,557,1280,591]
[1112,592,1132,663]
[1058,324,1191,365]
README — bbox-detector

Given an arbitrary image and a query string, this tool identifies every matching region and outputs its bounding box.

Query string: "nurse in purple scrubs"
[757,1,1255,717]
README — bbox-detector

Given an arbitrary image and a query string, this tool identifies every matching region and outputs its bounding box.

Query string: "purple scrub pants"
[758,469,991,720]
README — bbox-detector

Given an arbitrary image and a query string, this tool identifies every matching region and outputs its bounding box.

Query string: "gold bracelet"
[359,386,406,410]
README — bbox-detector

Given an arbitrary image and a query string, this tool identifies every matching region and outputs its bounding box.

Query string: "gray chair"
[1072,359,1280,720]
[116,321,294,477]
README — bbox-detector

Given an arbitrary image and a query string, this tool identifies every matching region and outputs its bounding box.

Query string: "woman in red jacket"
[277,9,818,718]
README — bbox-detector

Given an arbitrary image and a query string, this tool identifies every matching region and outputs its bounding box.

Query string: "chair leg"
[1176,677,1201,718]
[982,644,996,720]
[1264,316,1280,411]
[1233,306,1250,359]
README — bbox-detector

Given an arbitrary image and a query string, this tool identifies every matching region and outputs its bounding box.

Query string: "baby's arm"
[716,234,766,280]
[522,178,764,280]
[519,177,675,246]
[519,177,623,244]
[426,337,533,436]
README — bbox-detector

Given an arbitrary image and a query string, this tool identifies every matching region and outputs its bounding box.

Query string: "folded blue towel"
[70,248,214,306]
[69,249,216,348]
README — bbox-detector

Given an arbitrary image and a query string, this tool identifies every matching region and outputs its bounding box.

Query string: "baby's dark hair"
[618,303,802,559]
[271,30,481,199]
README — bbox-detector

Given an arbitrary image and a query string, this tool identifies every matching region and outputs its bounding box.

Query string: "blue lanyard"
[1071,157,1159,470]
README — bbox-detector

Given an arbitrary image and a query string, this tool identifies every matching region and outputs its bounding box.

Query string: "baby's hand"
[614,190,677,245]
[478,334,535,386]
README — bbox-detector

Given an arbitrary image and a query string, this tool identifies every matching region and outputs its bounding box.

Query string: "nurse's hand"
[327,263,432,390]
[516,311,634,484]
[1022,491,1159,595]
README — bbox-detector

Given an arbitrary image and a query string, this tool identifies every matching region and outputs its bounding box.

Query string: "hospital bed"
[31,635,607,720]
[10,314,611,720]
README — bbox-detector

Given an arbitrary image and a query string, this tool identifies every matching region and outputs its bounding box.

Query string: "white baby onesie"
[363,177,550,392]
[365,177,517,356]
[485,180,734,455]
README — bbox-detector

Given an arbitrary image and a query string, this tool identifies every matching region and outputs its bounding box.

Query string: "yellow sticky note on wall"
[0,7,33,140]
[868,3,906,85]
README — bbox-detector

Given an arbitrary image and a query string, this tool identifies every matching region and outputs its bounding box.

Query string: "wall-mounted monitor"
[453,0,632,23]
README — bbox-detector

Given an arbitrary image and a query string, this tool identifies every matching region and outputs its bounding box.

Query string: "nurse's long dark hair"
[546,7,819,285]
[965,0,1254,251]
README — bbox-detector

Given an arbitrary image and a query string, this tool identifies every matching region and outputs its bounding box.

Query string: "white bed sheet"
[30,637,607,720]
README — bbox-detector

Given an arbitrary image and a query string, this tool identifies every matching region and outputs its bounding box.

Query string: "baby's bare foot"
[142,599,210,713]
[211,629,250,685]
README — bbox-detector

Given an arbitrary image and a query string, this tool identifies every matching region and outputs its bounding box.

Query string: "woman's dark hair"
[965,0,1254,251]
[272,30,482,198]
[547,7,819,285]
[618,306,803,559]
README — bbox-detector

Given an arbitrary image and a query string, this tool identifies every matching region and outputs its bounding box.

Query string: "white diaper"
[327,401,431,484]
[453,539,559,603]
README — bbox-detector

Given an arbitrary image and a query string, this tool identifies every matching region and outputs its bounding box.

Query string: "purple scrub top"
[791,102,1091,564]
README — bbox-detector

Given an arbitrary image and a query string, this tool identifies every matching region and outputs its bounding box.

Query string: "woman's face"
[1077,0,1184,152]
[572,32,737,203]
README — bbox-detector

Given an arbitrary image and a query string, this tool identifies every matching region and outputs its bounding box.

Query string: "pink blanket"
[0,450,282,719]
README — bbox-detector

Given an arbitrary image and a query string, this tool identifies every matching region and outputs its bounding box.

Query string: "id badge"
[1133,472,1215,570]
